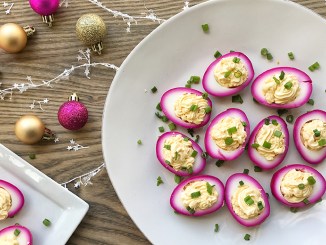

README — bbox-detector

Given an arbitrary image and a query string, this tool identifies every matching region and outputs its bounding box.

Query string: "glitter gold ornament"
[15,115,55,144]
[0,23,35,53]
[76,14,107,55]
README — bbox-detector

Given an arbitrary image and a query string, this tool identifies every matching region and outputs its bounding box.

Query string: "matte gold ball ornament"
[76,14,107,55]
[15,115,55,145]
[0,23,35,53]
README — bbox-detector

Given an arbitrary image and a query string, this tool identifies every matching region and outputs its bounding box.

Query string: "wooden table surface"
[0,0,325,244]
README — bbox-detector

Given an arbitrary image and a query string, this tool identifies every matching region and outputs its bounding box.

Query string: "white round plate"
[102,0,326,244]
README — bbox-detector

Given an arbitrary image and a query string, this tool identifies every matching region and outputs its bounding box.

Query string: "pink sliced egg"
[156,132,206,176]
[225,173,270,227]
[204,108,250,161]
[170,175,224,216]
[0,180,24,219]
[248,116,289,170]
[293,110,326,164]
[160,87,212,129]
[0,225,32,245]
[271,164,326,208]
[251,67,312,109]
[202,52,254,97]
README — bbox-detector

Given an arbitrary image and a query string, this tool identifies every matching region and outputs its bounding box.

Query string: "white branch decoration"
[29,98,49,111]
[67,139,89,151]
[183,1,190,10]
[2,2,14,14]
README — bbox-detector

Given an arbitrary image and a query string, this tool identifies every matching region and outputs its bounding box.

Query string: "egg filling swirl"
[300,119,326,151]
[0,187,12,220]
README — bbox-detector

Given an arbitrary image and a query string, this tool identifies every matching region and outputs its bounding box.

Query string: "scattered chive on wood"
[288,52,295,60]
[243,169,249,175]
[168,123,176,131]
[215,160,224,167]
[286,115,294,123]
[191,191,201,198]
[232,94,243,104]
[214,50,222,58]
[28,153,36,159]
[244,234,251,241]
[201,23,209,32]
[214,224,219,232]
[151,86,157,93]
[43,218,51,227]
[137,140,142,145]
[14,229,20,236]
[174,175,182,184]
[156,176,164,186]
[254,166,262,172]
[158,126,165,133]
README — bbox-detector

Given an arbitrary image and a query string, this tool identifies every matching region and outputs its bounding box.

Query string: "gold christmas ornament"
[76,14,107,55]
[0,23,35,53]
[15,115,55,144]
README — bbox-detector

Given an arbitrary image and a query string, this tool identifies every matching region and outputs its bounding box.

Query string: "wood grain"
[0,0,325,244]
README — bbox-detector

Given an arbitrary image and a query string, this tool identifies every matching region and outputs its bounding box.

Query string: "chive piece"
[156,176,164,186]
[186,206,195,214]
[215,160,225,167]
[174,151,179,160]
[184,137,189,142]
[168,123,176,131]
[205,107,212,113]
[261,48,268,56]
[317,198,323,203]
[214,50,222,59]
[227,126,237,135]
[266,193,270,198]
[244,234,251,241]
[206,182,214,195]
[156,103,162,111]
[187,167,193,174]
[277,109,288,117]
[202,23,209,32]
[290,207,298,213]
[251,143,260,149]
[190,104,198,111]
[14,229,20,236]
[29,153,36,159]
[272,119,278,126]
[161,116,168,123]
[257,201,264,210]
[313,129,321,137]
[308,176,316,185]
[224,70,232,78]
[155,112,163,119]
[164,145,171,150]
[191,150,198,158]
[273,77,280,85]
[185,84,191,88]
[195,135,200,143]
[232,94,243,104]
[284,81,293,90]
[244,196,254,205]
[243,169,249,175]
[266,53,273,60]
[263,141,272,149]
[214,224,219,232]
[279,71,285,80]
[43,218,51,227]
[286,115,294,123]
[202,92,208,99]
[165,160,171,165]
[242,122,247,127]
[191,191,201,198]
[137,140,142,145]
[309,62,320,71]
[159,126,165,133]
[230,50,235,53]
[298,183,305,190]
[202,152,208,159]
[239,180,244,186]
[187,129,194,137]
[288,52,295,60]
[151,86,157,93]
[318,139,326,146]
[225,137,234,145]
[233,57,240,63]
[174,175,182,184]
[264,118,270,125]
[303,198,310,205]
[307,99,314,105]
[254,166,262,172]
[274,130,282,138]
[190,76,201,84]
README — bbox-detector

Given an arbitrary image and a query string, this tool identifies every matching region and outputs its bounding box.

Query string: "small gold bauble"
[15,115,45,144]
[0,23,27,53]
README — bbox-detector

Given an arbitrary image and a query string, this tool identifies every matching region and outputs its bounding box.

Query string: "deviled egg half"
[225,173,270,227]
[170,175,224,216]
[293,110,326,164]
[251,67,312,109]
[156,132,206,176]
[0,180,24,220]
[204,108,250,161]
[248,116,289,170]
[0,225,32,245]
[203,52,254,97]
[271,164,326,208]
[160,87,212,129]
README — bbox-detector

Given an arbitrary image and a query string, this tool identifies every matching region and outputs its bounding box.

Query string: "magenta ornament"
[58,93,88,131]
[29,0,60,27]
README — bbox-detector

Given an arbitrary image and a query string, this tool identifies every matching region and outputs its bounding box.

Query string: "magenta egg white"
[156,132,206,176]
[204,108,250,161]
[251,67,312,109]
[271,164,326,208]
[225,173,270,227]
[0,180,24,218]
[202,52,254,97]
[170,175,224,216]
[248,116,289,170]
[0,225,32,244]
[293,110,326,164]
[160,87,212,129]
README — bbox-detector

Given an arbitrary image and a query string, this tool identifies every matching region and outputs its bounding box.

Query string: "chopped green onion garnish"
[162,116,168,122]
[14,229,20,236]
[174,151,179,160]
[274,130,282,138]
[261,48,268,56]
[184,137,189,142]
[215,160,224,167]
[227,126,237,135]
[191,150,198,158]
[242,122,247,127]
[168,123,176,131]
[266,53,273,60]
[195,135,200,143]
[186,206,195,214]
[159,126,165,133]
[290,207,298,213]
[263,141,272,149]
[174,175,182,184]
[313,129,321,137]
[317,198,323,203]
[202,152,209,159]
[214,50,222,59]
[233,57,240,63]
[272,119,278,126]
[202,23,209,32]
[244,196,254,206]
[243,169,249,174]
[206,182,214,195]
[239,180,244,186]
[225,137,234,145]
[151,86,157,93]
[230,50,235,53]
[254,166,262,172]
[277,109,288,117]
[185,84,191,88]
[165,160,171,165]
[232,94,243,104]
[137,140,142,145]
[156,103,162,111]
[187,167,193,174]
[164,145,171,150]
[288,52,295,60]
[190,76,201,84]
[157,176,164,186]
[308,62,320,71]
[279,71,285,80]
[155,112,163,119]
[187,129,194,137]
[205,107,212,113]
[234,70,242,78]
[266,193,270,198]
[308,176,316,185]
[286,115,294,123]
[318,139,326,146]
[251,143,260,149]
[307,99,314,105]
[191,191,201,198]
[303,198,310,205]
[244,234,251,241]
[214,224,219,232]
[29,153,36,159]
[190,104,198,111]
[298,183,305,190]
[284,81,293,90]
[257,201,264,210]
[264,118,270,125]
[273,77,280,85]
[43,218,51,227]
[224,70,232,78]
[202,92,208,99]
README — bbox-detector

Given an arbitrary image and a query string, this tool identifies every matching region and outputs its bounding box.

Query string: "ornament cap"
[91,42,104,55]
[42,128,56,141]
[42,14,54,27]
[23,26,36,37]
[69,93,80,102]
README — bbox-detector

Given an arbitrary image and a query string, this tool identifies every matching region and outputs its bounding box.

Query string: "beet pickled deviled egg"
[205,108,250,161]
[203,52,254,97]
[160,87,212,129]
[225,174,270,227]
[156,132,206,176]
[170,175,224,216]
[271,164,326,208]
[293,110,326,164]
[0,180,24,220]
[248,116,289,170]
[251,67,312,109]
[0,225,32,245]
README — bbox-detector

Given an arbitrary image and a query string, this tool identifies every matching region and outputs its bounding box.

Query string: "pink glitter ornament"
[29,0,60,27]
[58,93,88,131]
